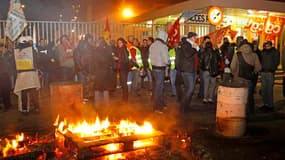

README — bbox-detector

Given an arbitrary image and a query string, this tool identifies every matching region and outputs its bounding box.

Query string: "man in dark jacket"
[180,32,199,113]
[260,41,280,112]
[0,43,13,111]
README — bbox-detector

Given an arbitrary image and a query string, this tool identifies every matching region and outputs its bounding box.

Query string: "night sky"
[0,0,185,21]
[0,0,78,21]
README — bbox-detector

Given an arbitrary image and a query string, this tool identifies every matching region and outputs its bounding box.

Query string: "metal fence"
[0,20,167,43]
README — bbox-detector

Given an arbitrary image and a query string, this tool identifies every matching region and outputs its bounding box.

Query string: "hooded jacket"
[230,43,261,81]
[149,31,169,68]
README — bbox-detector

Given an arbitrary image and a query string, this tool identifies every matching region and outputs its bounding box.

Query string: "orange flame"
[2,133,25,157]
[54,115,154,139]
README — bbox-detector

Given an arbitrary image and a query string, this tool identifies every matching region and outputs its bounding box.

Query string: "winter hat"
[157,31,168,42]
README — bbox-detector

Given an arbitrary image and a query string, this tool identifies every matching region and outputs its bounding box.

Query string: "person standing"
[197,36,211,98]
[179,32,199,113]
[231,41,261,115]
[128,38,141,95]
[114,38,130,103]
[168,42,179,97]
[0,42,13,111]
[93,39,114,106]
[260,41,280,112]
[140,38,153,91]
[14,36,41,114]
[200,42,220,103]
[55,35,75,81]
[252,40,262,94]
[74,34,95,100]
[149,31,170,113]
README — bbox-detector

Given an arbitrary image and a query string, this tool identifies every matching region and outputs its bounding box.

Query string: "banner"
[5,0,27,41]
[181,10,201,21]
[245,15,285,38]
[264,16,285,37]
[14,47,34,71]
[244,17,267,35]
[167,17,180,48]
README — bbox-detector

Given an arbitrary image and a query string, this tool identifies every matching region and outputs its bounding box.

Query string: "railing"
[0,20,167,43]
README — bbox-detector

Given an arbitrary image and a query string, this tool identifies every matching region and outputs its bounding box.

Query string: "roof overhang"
[127,0,285,23]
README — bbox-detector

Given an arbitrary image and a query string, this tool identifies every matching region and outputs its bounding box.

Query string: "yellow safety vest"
[129,46,142,70]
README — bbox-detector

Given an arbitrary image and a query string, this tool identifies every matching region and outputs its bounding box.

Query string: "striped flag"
[5,0,27,41]
[103,17,111,44]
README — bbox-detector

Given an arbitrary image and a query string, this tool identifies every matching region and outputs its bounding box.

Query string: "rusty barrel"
[50,81,83,118]
[216,83,248,138]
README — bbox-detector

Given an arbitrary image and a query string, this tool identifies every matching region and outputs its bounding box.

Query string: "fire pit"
[53,115,165,159]
[0,132,55,160]
[1,116,205,160]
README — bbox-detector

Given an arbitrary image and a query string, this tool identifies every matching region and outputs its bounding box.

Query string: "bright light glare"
[122,8,134,18]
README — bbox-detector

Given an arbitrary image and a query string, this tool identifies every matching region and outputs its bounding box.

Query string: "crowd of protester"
[0,31,283,115]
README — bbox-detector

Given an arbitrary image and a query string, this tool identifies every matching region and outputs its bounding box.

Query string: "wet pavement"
[0,82,285,160]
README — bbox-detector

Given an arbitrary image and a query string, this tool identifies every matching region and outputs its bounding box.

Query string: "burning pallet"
[59,130,165,159]
[0,133,56,160]
[54,115,166,159]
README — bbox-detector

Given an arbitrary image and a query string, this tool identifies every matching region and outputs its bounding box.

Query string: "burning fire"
[54,115,158,159]
[1,133,26,157]
[54,115,154,138]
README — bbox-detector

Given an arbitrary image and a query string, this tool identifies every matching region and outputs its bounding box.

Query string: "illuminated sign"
[208,6,224,26]
[187,14,208,23]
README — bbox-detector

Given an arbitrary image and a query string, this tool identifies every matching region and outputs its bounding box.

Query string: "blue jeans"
[181,72,196,112]
[128,70,140,93]
[261,72,274,108]
[170,69,177,95]
[152,69,165,110]
[202,71,216,100]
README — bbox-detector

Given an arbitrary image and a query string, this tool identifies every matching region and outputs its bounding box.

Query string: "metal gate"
[0,20,166,43]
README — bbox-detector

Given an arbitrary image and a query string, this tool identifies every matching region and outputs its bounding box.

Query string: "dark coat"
[115,46,130,71]
[261,47,280,72]
[180,41,196,73]
[200,48,220,77]
[93,42,114,91]
[140,46,150,69]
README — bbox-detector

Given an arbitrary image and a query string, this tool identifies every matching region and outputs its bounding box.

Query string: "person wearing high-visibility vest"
[128,38,142,96]
[140,37,154,91]
[168,42,179,97]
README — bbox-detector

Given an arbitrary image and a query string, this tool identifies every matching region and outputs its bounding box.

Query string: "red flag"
[229,29,238,40]
[103,17,111,43]
[167,17,180,48]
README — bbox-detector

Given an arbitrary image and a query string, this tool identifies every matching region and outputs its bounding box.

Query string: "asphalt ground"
[0,80,285,160]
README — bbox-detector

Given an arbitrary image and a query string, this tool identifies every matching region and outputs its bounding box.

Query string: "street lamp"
[122,8,134,18]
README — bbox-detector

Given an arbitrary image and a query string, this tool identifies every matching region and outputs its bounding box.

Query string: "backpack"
[237,52,254,80]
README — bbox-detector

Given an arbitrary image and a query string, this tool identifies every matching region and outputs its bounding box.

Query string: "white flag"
[181,10,201,21]
[5,0,27,41]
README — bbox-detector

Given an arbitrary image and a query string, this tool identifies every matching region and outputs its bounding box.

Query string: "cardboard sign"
[14,47,34,70]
